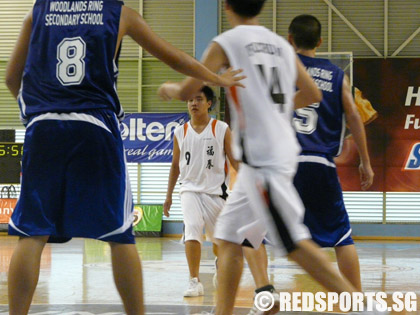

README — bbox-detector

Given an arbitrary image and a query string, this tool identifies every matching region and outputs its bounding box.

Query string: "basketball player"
[157,0,378,314]
[164,86,238,297]
[289,14,374,291]
[243,14,377,315]
[5,1,244,314]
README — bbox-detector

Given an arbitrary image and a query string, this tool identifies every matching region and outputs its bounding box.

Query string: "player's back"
[19,0,124,123]
[293,54,345,156]
[213,26,300,171]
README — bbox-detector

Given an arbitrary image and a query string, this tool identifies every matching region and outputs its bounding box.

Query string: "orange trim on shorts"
[211,119,217,137]
[183,123,188,138]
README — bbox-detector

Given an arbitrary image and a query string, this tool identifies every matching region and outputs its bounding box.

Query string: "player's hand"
[213,67,246,88]
[158,82,180,101]
[359,163,374,190]
[163,197,172,217]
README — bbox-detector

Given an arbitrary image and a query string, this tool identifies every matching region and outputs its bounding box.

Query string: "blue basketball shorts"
[293,154,353,248]
[9,109,134,244]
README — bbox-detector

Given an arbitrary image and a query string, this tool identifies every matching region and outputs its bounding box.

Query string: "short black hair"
[288,14,321,50]
[201,86,217,112]
[226,0,266,18]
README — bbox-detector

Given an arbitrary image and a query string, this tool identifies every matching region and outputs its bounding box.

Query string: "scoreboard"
[0,143,23,184]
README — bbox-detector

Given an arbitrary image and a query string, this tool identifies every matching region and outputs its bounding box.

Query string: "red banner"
[0,185,18,223]
[336,59,420,192]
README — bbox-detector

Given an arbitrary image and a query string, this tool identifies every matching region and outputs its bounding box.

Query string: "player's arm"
[294,56,322,109]
[5,10,33,99]
[164,136,181,217]
[158,41,239,101]
[342,75,374,190]
[223,127,239,172]
[120,6,243,91]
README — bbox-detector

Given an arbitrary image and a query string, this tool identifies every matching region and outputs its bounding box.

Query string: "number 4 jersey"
[213,25,300,171]
[293,54,346,157]
[19,0,124,124]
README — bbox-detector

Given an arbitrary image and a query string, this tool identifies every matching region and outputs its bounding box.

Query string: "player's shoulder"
[318,57,342,72]
[174,121,189,136]
[213,119,228,127]
[211,119,228,139]
[212,27,238,44]
[300,54,343,72]
[212,119,228,131]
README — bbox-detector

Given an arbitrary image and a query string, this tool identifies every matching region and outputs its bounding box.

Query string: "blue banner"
[121,113,189,163]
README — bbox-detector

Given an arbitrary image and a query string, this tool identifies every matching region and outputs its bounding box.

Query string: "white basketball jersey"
[175,118,229,195]
[213,25,301,172]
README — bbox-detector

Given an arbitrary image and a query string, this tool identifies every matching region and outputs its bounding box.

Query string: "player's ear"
[207,100,212,112]
[317,37,323,48]
[288,34,294,46]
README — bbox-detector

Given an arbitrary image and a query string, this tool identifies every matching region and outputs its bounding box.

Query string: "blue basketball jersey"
[293,54,346,156]
[19,0,124,124]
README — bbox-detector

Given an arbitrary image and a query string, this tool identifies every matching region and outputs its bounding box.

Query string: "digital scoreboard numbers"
[0,143,23,184]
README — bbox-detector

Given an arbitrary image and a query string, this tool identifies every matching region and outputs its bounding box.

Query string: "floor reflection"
[0,236,419,314]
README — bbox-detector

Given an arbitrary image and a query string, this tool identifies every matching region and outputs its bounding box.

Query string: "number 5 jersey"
[294,54,346,157]
[19,0,124,124]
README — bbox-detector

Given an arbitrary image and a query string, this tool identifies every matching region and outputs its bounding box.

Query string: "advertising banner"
[121,113,189,163]
[133,204,163,237]
[336,59,420,192]
[0,185,18,224]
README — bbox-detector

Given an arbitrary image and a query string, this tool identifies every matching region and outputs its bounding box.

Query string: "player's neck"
[190,114,211,128]
[229,15,259,28]
[296,49,316,58]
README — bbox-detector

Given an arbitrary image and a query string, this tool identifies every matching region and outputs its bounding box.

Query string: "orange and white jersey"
[174,118,229,195]
[213,25,301,173]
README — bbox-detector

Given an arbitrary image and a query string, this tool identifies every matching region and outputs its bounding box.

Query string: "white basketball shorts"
[180,191,225,243]
[214,163,310,254]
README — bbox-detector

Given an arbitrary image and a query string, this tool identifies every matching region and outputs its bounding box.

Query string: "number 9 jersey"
[18,0,124,124]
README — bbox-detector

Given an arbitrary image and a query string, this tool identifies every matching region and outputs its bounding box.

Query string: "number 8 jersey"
[213,25,300,171]
[19,0,124,124]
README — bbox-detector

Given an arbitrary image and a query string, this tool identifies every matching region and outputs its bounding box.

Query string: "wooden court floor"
[0,235,420,314]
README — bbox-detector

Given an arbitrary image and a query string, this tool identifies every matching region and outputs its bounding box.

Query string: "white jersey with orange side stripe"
[213,25,301,173]
[174,118,229,196]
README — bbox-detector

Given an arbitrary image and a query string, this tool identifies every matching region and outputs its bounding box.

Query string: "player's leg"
[8,235,49,315]
[201,194,224,287]
[184,239,204,297]
[289,239,356,293]
[181,192,205,296]
[59,111,144,311]
[263,169,357,294]
[185,240,201,279]
[335,244,362,291]
[243,244,269,288]
[243,243,279,315]
[293,158,361,291]
[8,120,67,314]
[109,242,144,315]
[214,239,244,315]
[213,165,267,314]
[212,242,219,288]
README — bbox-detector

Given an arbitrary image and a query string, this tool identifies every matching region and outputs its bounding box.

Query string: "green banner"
[133,204,163,232]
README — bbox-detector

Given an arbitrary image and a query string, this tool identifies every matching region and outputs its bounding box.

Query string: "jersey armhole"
[211,119,217,137]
